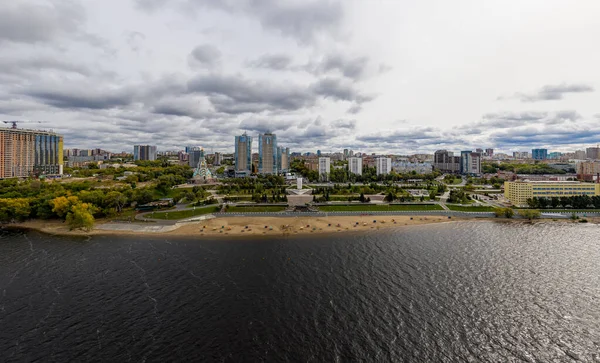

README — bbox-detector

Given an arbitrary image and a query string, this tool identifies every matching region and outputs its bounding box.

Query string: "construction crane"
[2,121,49,129]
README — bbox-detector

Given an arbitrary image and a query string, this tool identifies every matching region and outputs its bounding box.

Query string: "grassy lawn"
[150,205,220,220]
[226,206,287,213]
[446,205,496,212]
[318,204,444,212]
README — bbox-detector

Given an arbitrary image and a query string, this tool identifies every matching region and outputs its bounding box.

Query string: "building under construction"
[0,127,64,178]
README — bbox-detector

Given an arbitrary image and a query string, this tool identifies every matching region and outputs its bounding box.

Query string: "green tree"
[105,191,128,213]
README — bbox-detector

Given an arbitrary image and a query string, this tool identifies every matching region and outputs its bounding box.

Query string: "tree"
[384,192,395,202]
[51,196,80,218]
[66,203,96,231]
[105,191,128,213]
[0,198,31,222]
[519,209,541,220]
[494,207,514,218]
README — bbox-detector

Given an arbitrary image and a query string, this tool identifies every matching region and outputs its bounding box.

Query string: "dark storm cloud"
[135,0,343,44]
[188,44,222,68]
[0,0,84,44]
[246,54,293,70]
[500,83,595,102]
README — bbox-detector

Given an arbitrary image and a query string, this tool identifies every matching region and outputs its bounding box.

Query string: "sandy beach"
[12,215,600,238]
[13,215,459,237]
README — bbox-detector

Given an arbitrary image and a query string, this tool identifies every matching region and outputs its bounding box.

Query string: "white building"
[392,161,432,174]
[348,157,363,175]
[376,157,392,175]
[318,157,331,181]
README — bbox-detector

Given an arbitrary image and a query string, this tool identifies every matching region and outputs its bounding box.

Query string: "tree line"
[525,196,600,209]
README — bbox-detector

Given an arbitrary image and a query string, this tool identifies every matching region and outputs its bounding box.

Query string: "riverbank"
[11,215,459,237]
[10,215,600,238]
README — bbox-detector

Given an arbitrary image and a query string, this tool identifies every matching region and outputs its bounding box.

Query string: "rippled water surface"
[1,221,600,362]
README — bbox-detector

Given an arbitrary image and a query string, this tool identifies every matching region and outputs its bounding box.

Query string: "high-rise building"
[460,151,481,175]
[235,133,252,172]
[133,145,157,161]
[376,157,392,175]
[348,157,363,175]
[188,148,204,168]
[317,150,322,157]
[586,147,600,160]
[213,152,222,166]
[0,127,64,178]
[433,150,460,173]
[343,149,349,160]
[485,148,494,157]
[277,146,290,172]
[318,157,330,181]
[532,148,548,160]
[258,133,277,174]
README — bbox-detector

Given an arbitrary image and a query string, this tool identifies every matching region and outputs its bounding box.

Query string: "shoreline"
[7,215,600,238]
[10,215,461,238]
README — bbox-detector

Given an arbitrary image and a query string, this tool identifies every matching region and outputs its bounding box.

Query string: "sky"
[1,0,600,154]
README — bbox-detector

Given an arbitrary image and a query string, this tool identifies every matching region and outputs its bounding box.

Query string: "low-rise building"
[504,181,600,206]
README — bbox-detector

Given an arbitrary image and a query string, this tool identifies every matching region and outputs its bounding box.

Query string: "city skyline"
[2,1,600,153]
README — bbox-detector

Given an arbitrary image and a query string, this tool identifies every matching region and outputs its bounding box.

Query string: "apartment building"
[504,181,600,206]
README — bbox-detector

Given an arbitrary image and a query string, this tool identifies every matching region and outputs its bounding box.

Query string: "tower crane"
[2,121,49,129]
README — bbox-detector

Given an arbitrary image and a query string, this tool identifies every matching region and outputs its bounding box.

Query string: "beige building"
[0,128,63,178]
[504,181,600,206]
[577,161,600,181]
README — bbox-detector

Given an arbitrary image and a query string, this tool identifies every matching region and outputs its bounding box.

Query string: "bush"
[494,207,514,218]
[519,209,541,220]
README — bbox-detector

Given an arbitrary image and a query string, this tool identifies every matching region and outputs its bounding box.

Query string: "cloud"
[187,73,315,113]
[126,31,146,52]
[135,0,344,44]
[307,54,370,80]
[238,118,296,133]
[246,54,293,70]
[0,0,84,44]
[500,83,595,102]
[22,84,136,110]
[311,77,373,103]
[188,44,222,68]
[0,56,93,77]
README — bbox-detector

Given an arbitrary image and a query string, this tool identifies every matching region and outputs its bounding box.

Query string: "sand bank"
[12,215,458,237]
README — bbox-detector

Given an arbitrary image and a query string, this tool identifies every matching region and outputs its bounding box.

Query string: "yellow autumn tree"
[51,196,80,218]
[0,198,31,222]
[66,203,97,231]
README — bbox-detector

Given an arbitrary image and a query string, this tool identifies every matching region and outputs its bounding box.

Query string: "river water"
[1,221,599,362]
